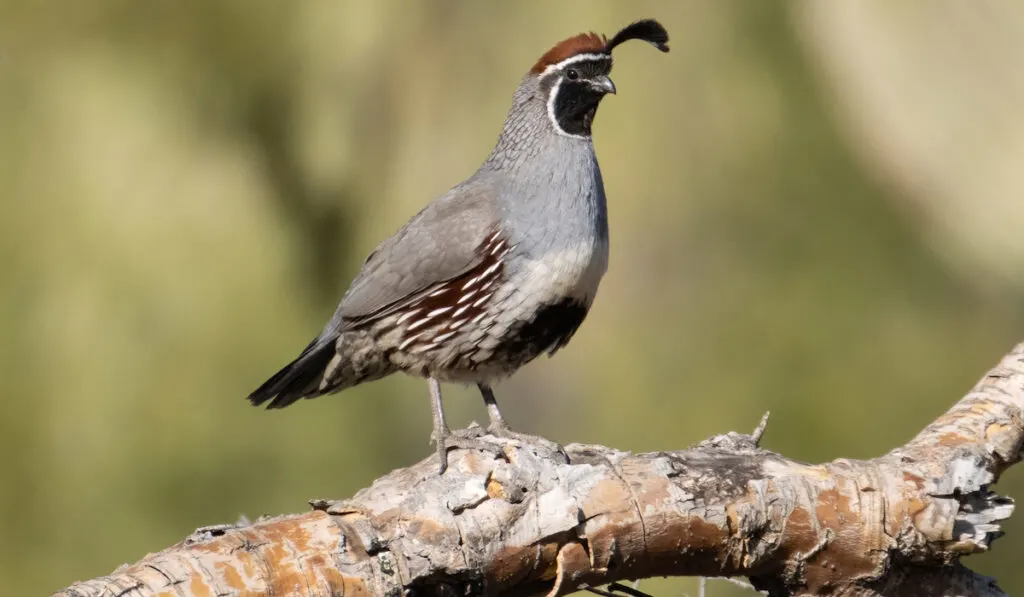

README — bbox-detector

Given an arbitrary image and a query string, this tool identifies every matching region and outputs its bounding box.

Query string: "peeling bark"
[54,344,1024,597]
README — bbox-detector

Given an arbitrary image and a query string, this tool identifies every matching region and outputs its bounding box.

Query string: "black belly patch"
[506,298,590,360]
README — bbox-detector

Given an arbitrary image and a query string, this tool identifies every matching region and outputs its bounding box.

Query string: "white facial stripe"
[546,78,571,139]
[546,77,593,140]
[539,53,611,77]
[541,53,611,138]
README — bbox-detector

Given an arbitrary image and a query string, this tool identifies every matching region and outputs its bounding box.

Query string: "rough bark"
[54,344,1024,597]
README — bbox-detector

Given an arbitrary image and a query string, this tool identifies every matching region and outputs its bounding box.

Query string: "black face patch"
[553,81,604,136]
[544,57,613,137]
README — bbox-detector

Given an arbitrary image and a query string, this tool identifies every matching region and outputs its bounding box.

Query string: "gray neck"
[483,77,593,173]
[476,75,608,250]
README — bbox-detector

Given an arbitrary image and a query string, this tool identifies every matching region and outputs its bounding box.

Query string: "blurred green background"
[3,1,1024,595]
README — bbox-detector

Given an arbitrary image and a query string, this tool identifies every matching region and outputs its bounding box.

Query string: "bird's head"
[529,19,670,138]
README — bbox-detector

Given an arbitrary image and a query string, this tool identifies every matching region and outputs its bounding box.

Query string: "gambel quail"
[248,19,670,472]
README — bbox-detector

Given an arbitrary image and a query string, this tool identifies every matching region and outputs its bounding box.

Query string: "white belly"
[513,237,608,308]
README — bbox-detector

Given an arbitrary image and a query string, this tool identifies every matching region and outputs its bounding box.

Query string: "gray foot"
[433,424,507,474]
[486,423,569,464]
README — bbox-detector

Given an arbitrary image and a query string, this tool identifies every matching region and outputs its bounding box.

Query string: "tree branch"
[54,344,1024,597]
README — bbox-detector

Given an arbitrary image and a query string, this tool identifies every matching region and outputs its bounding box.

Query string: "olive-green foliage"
[1,2,1021,596]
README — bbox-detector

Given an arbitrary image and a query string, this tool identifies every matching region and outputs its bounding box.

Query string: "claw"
[486,425,569,464]
[434,425,506,474]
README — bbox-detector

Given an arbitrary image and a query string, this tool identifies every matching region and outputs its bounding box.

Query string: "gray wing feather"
[322,180,501,333]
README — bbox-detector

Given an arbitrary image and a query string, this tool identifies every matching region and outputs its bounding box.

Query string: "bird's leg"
[429,378,504,474]
[479,382,511,432]
[477,383,569,462]
[429,377,450,467]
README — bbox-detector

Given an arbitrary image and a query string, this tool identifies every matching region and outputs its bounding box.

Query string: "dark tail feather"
[247,335,338,409]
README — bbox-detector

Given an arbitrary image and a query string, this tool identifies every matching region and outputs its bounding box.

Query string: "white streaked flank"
[407,316,434,331]
[433,331,456,343]
[399,332,424,351]
[396,309,421,324]
[472,292,494,308]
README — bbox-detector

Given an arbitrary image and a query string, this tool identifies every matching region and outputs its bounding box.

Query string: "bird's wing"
[247,180,504,409]
[324,180,503,333]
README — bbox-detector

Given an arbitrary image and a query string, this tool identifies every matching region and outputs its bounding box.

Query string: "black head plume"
[604,19,670,54]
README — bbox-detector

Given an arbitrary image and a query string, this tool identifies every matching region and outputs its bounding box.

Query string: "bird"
[248,19,670,473]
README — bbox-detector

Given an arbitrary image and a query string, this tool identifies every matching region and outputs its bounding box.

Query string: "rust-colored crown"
[530,32,608,74]
[528,20,670,75]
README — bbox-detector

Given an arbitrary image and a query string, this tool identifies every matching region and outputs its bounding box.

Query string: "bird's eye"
[566,68,579,81]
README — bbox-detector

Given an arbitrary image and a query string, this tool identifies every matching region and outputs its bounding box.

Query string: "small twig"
[583,582,655,597]
[751,411,771,445]
[715,576,768,594]
[610,583,653,597]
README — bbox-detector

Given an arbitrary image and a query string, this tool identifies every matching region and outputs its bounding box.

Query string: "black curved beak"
[590,75,616,95]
